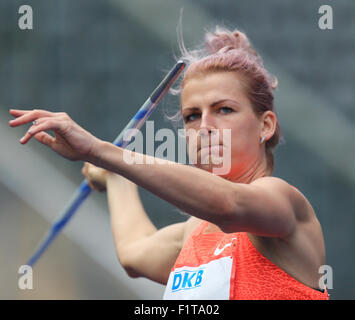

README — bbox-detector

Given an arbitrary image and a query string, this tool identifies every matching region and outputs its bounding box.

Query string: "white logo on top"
[213,238,236,256]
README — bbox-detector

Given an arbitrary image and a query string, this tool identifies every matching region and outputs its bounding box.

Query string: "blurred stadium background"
[0,0,354,299]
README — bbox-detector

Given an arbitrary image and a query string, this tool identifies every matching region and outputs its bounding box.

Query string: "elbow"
[116,250,141,278]
[121,259,141,278]
[123,265,141,278]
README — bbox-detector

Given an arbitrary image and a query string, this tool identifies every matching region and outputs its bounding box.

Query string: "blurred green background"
[0,0,354,299]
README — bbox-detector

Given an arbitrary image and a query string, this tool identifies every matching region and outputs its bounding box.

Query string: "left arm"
[93,142,298,238]
[9,109,298,238]
[94,141,238,227]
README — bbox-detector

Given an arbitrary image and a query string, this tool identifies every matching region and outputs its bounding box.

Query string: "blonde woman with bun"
[9,26,329,300]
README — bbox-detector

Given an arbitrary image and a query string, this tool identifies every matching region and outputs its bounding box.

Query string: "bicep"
[121,221,186,284]
[222,177,298,237]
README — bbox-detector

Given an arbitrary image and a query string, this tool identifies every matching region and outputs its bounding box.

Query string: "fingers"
[10,108,95,162]
[9,109,32,117]
[86,179,105,192]
[33,132,55,147]
[81,163,95,189]
[81,162,106,192]
[9,109,61,144]
[9,109,55,127]
[86,180,96,190]
[81,162,88,176]
[19,116,68,144]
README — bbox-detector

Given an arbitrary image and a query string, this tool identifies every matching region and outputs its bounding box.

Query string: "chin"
[196,159,230,175]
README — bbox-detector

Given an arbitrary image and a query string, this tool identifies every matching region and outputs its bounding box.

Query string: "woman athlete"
[9,26,329,300]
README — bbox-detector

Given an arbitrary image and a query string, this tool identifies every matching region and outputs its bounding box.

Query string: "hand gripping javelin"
[26,60,185,267]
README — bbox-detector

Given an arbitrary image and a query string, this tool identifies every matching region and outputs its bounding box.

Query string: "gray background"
[0,0,354,299]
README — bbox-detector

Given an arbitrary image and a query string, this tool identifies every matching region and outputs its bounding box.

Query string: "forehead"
[181,71,249,109]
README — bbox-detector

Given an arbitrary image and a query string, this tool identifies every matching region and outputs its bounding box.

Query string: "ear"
[260,111,277,142]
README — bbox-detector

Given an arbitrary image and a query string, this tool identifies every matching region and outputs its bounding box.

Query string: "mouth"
[198,144,223,152]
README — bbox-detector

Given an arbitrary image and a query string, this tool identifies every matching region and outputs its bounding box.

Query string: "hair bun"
[205,27,260,61]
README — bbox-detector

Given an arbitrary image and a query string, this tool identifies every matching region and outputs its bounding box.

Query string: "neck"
[227,155,269,184]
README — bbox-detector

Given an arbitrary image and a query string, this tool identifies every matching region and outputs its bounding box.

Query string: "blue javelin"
[27,60,185,267]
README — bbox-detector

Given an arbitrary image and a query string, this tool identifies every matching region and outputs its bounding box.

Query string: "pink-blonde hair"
[170,24,283,175]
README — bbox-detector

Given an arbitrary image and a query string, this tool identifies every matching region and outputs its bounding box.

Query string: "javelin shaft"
[26,60,185,267]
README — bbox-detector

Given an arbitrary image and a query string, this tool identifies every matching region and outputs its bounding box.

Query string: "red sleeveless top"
[163,221,329,300]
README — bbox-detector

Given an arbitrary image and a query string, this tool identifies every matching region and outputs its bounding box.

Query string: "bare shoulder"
[247,177,326,287]
[250,176,316,223]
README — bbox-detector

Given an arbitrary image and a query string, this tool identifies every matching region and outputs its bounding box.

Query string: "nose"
[198,112,216,136]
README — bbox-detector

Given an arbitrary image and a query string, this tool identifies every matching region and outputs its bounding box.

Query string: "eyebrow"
[181,99,240,112]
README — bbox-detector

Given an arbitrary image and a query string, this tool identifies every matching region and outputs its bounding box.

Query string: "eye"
[184,113,200,123]
[219,106,234,114]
